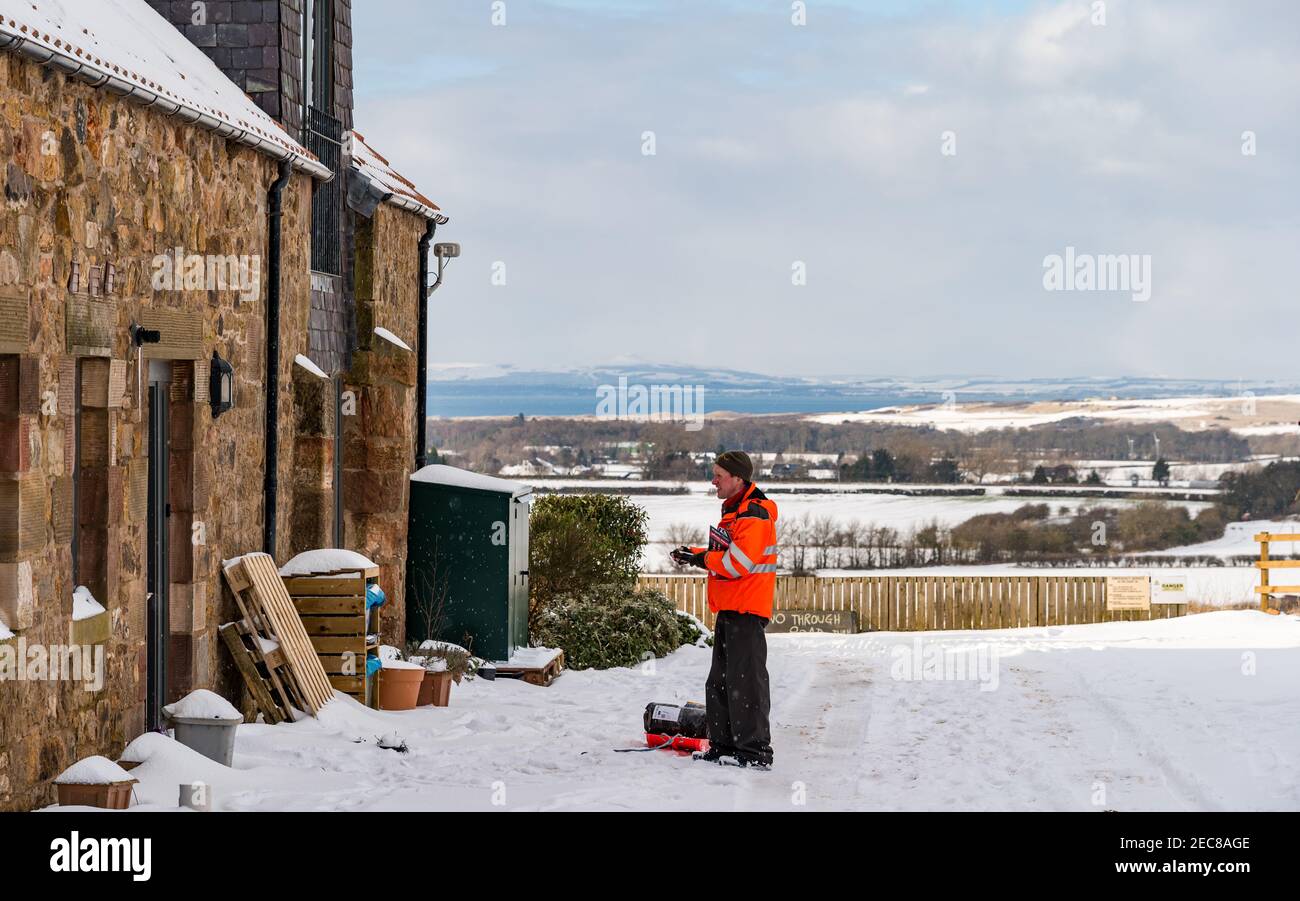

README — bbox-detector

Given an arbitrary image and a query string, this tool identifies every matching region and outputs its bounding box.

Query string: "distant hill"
[425,362,1300,418]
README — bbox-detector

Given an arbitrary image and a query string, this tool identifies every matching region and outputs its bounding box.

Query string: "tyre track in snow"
[1062,662,1220,811]
[767,639,877,810]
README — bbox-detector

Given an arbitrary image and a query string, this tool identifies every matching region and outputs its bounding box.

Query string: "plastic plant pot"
[377,666,424,710]
[56,780,136,809]
[417,670,453,707]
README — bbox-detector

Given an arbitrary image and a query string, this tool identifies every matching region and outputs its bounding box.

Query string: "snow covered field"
[817,564,1261,608]
[635,489,1214,570]
[65,612,1300,812]
[813,519,1300,609]
[1136,519,1299,558]
[805,394,1300,435]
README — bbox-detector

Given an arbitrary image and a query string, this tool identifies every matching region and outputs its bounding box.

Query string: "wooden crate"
[495,649,565,687]
[283,567,380,707]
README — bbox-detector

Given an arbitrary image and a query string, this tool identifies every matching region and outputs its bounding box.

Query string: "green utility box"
[406,465,532,663]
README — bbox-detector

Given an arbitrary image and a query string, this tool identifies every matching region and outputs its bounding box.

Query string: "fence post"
[1259,532,1270,612]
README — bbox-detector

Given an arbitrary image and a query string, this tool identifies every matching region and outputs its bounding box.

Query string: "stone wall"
[0,50,316,811]
[343,204,422,650]
[0,4,422,807]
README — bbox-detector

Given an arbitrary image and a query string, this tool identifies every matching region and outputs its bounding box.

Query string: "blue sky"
[350,1,1299,379]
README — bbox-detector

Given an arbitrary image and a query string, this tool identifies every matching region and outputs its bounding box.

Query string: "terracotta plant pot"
[57,780,136,809]
[377,666,424,711]
[418,670,453,707]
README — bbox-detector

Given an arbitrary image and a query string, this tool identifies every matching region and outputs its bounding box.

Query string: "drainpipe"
[415,218,437,471]
[264,159,292,556]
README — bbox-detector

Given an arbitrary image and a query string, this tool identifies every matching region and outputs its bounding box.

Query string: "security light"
[210,350,234,418]
[427,242,461,297]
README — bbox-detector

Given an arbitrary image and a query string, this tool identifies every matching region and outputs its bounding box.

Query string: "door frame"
[145,362,172,732]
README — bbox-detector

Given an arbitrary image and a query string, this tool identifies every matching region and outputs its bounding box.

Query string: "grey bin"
[169,715,242,767]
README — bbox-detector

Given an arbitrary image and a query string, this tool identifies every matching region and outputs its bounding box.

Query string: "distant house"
[0,0,448,810]
[499,460,546,477]
[596,463,643,480]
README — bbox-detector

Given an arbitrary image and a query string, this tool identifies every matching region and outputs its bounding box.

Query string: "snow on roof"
[0,0,329,178]
[349,130,444,221]
[411,464,531,495]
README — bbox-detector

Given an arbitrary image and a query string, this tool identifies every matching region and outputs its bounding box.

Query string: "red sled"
[645,733,709,753]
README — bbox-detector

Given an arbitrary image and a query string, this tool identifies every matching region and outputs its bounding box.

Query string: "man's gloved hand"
[671,546,706,568]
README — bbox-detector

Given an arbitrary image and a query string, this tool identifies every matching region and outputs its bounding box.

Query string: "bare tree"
[663,521,706,572]
[778,514,810,574]
[810,515,837,570]
[408,538,452,650]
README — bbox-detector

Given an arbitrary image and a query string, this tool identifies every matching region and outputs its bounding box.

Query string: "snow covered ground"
[54,612,1299,812]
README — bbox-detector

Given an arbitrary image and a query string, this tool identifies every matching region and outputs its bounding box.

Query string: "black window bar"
[307,105,343,276]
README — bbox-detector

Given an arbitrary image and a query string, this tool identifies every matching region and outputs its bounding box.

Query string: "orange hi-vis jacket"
[691,482,779,619]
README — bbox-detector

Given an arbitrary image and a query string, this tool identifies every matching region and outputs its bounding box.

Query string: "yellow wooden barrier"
[1254,531,1300,613]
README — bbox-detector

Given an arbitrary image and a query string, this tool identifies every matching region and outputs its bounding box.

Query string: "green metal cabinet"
[406,465,531,662]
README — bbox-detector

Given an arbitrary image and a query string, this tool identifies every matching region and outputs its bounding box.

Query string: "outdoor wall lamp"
[427,239,460,298]
[129,322,162,410]
[210,350,234,418]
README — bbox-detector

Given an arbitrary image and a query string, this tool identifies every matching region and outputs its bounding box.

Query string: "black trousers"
[705,610,773,765]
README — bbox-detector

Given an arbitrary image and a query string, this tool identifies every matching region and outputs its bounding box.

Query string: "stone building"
[0,0,447,810]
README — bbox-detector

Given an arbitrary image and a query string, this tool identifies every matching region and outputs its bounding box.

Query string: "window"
[73,357,117,605]
[303,0,335,120]
[334,376,343,546]
[307,105,343,275]
[72,359,81,585]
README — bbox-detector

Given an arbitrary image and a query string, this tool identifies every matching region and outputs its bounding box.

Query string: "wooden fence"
[1256,531,1300,612]
[638,574,1188,632]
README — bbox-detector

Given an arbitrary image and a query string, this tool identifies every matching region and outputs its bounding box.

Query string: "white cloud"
[353,0,1300,379]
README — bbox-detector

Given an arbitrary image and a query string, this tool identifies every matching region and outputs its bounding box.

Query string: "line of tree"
[428,416,1261,478]
[838,448,961,483]
[1219,461,1300,520]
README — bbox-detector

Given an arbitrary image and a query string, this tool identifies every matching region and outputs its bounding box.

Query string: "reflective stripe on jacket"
[690,481,778,619]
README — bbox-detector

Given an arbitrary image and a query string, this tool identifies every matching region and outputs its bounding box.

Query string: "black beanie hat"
[715,450,753,481]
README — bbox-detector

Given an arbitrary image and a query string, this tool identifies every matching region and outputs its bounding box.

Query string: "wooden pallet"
[494,649,565,687]
[282,571,378,707]
[222,553,335,715]
[218,622,294,724]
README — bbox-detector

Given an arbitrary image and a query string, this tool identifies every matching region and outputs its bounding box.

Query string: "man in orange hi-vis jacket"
[671,451,776,769]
